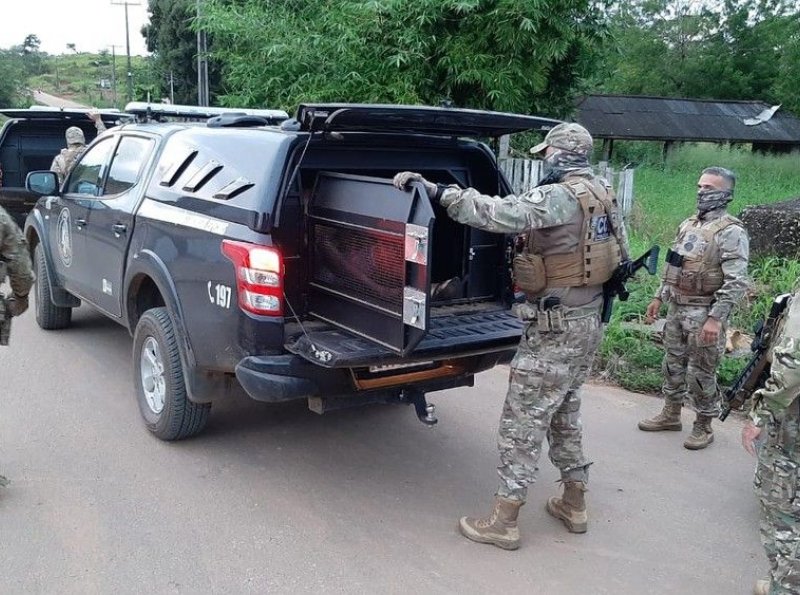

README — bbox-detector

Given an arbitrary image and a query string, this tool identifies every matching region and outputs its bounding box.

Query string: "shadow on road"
[59,305,480,480]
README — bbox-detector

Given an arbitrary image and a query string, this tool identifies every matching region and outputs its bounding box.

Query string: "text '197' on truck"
[21,102,561,440]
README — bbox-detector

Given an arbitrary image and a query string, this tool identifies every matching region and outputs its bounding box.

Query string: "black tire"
[133,307,210,440]
[34,243,72,330]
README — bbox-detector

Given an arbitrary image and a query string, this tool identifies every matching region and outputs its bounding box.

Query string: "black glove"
[7,294,28,317]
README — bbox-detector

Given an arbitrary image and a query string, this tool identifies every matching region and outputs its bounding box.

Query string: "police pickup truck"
[23,102,560,440]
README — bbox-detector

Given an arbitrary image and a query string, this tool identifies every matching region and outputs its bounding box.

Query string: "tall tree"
[598,0,800,114]
[142,0,220,104]
[17,33,45,76]
[199,0,611,117]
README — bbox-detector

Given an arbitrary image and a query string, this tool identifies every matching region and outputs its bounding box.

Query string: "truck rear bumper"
[234,347,516,404]
[235,354,350,402]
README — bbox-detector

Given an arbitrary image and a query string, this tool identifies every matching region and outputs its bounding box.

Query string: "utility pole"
[196,0,209,106]
[109,44,123,109]
[169,71,175,104]
[111,1,140,103]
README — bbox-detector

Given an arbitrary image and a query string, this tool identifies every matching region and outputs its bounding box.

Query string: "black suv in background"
[23,103,560,440]
[0,107,130,227]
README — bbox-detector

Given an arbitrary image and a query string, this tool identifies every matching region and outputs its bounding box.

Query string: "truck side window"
[104,136,155,196]
[65,138,116,197]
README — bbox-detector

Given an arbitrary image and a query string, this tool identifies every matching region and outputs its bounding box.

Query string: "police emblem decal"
[590,214,611,240]
[57,208,73,267]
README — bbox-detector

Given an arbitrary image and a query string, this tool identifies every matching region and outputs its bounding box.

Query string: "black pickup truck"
[23,103,560,440]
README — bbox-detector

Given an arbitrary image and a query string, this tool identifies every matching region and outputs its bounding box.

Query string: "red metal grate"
[312,222,405,313]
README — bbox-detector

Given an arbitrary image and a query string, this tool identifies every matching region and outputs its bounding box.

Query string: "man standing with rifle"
[0,204,34,490]
[639,167,749,450]
[742,288,800,595]
[394,123,657,549]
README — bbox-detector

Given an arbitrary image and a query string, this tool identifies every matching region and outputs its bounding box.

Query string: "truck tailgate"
[285,307,522,368]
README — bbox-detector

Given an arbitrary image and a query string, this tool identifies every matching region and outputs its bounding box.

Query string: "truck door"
[53,136,117,299]
[81,134,156,317]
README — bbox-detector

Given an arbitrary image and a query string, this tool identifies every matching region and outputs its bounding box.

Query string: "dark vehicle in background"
[23,103,560,440]
[0,107,130,227]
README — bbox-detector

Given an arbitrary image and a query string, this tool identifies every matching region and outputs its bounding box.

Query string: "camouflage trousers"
[661,303,726,416]
[496,305,603,502]
[755,399,800,595]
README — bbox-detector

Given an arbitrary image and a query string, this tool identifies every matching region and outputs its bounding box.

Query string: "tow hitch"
[399,387,438,426]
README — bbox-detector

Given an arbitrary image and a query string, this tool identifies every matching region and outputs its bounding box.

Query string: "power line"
[111,0,141,103]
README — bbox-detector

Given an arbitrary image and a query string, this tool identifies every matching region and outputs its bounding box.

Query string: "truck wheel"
[34,244,72,330]
[133,307,210,440]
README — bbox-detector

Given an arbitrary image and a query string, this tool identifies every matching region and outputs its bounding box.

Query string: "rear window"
[146,128,291,217]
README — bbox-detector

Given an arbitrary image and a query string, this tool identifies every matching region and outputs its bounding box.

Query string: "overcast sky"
[0,0,150,55]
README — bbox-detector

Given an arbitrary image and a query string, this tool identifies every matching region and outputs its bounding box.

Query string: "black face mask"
[538,149,590,185]
[697,189,732,215]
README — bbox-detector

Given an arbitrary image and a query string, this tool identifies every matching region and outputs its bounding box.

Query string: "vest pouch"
[699,270,725,294]
[677,271,702,294]
[663,263,681,286]
[513,253,547,295]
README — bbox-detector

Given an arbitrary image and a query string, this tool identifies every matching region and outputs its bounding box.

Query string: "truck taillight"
[221,240,283,316]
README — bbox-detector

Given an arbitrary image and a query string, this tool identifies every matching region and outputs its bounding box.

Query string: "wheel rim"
[140,336,166,414]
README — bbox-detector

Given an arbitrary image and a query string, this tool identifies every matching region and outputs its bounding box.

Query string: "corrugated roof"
[575,94,800,143]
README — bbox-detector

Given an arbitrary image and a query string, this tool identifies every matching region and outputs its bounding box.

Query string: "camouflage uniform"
[0,205,34,488]
[750,290,800,595]
[655,211,749,415]
[440,165,627,503]
[395,123,626,548]
[50,119,107,185]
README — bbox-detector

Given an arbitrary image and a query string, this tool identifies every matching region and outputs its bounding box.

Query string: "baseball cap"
[530,122,593,156]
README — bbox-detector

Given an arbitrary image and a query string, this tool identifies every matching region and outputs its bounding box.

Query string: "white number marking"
[207,281,232,309]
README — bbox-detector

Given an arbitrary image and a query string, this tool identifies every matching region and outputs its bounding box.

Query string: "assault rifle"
[601,246,660,324]
[719,293,792,421]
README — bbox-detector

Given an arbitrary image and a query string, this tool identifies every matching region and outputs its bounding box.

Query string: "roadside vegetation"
[599,143,800,392]
[27,51,154,109]
[0,34,156,108]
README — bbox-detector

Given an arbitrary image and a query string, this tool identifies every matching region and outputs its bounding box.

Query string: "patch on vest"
[590,214,611,240]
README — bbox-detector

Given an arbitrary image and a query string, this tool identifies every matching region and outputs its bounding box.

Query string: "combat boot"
[684,415,714,450]
[753,578,770,595]
[458,497,524,550]
[546,481,588,534]
[638,402,683,432]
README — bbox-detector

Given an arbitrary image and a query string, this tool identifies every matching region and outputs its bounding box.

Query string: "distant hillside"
[27,52,155,109]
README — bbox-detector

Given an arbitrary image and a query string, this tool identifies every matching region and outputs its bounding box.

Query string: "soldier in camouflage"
[639,167,749,449]
[0,204,34,489]
[50,110,107,185]
[394,122,629,549]
[743,287,800,595]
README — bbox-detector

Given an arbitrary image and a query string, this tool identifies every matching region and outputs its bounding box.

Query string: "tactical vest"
[513,177,624,296]
[662,214,741,302]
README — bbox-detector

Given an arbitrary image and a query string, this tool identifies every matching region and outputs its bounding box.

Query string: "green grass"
[598,143,800,392]
[26,52,151,108]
